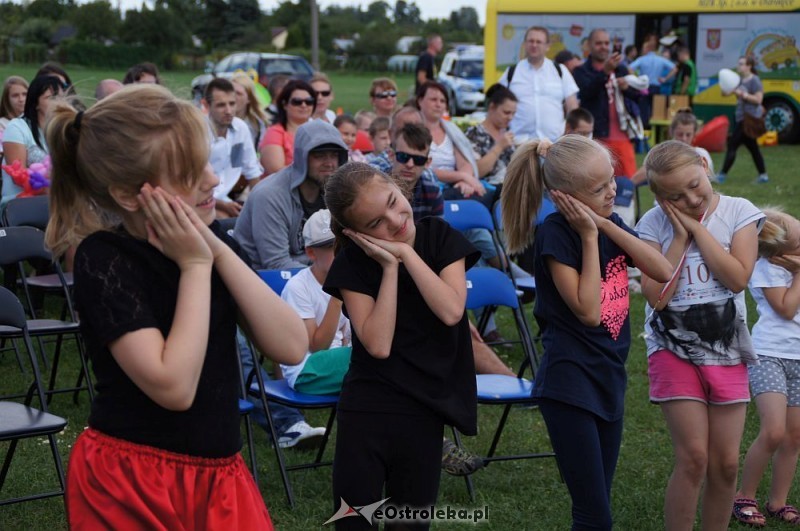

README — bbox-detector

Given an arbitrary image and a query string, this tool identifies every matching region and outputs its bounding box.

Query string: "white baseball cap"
[303,209,335,247]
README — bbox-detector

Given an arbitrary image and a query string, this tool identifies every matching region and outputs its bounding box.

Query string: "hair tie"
[74,110,84,131]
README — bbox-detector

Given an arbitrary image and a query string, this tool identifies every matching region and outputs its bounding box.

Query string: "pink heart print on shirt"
[600,255,629,340]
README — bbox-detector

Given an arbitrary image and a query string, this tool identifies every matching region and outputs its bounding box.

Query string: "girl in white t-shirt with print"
[733,208,800,527]
[636,140,764,531]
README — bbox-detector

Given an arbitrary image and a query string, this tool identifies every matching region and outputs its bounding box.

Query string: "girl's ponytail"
[45,102,102,257]
[501,140,546,254]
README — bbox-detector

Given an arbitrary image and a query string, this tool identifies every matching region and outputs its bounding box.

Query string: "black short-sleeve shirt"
[74,222,243,458]
[416,51,436,92]
[532,212,635,421]
[324,217,480,435]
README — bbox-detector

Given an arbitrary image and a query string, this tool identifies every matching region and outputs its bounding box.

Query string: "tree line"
[0,0,482,70]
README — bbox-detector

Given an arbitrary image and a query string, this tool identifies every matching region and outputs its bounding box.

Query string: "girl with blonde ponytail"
[47,85,307,530]
[500,134,671,530]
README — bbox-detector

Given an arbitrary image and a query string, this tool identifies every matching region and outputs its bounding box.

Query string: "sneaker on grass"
[277,420,326,449]
[441,438,485,476]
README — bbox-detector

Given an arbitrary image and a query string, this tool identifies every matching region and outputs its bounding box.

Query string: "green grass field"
[2,65,800,529]
[0,65,415,115]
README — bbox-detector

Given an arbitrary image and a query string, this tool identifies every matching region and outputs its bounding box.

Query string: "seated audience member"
[564,107,595,138]
[36,62,83,111]
[369,77,398,118]
[465,84,517,188]
[366,116,391,162]
[265,74,290,125]
[94,79,123,101]
[417,81,488,205]
[122,62,161,85]
[231,73,268,150]
[235,120,348,269]
[352,109,375,153]
[310,72,337,123]
[2,75,64,207]
[259,79,316,176]
[0,76,27,155]
[281,209,352,394]
[334,114,367,162]
[202,78,263,218]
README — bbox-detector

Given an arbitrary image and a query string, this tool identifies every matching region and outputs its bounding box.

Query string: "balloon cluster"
[2,156,51,198]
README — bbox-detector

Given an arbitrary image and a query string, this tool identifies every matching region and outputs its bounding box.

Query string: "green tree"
[449,7,480,34]
[71,1,120,42]
[120,5,190,53]
[26,0,76,22]
[16,17,54,46]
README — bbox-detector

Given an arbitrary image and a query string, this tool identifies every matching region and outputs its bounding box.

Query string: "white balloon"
[718,68,741,95]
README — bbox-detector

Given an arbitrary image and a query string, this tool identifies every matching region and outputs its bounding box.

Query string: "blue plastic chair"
[454,268,555,499]
[256,268,304,297]
[247,268,339,508]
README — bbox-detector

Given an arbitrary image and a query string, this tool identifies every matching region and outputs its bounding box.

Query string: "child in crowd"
[323,161,480,529]
[564,107,595,139]
[636,140,764,530]
[281,209,352,395]
[367,116,391,162]
[733,207,800,527]
[501,136,672,530]
[334,114,367,163]
[45,85,308,529]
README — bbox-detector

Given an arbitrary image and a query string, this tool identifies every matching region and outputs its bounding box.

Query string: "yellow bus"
[484,0,800,142]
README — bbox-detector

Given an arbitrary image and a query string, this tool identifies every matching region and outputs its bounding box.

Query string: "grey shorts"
[748,355,800,406]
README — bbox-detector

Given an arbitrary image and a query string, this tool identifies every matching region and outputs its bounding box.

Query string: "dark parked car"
[191,52,315,102]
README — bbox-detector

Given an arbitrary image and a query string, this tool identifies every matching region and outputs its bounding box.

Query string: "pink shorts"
[648,349,750,405]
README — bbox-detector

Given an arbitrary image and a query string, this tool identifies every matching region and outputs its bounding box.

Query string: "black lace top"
[73,222,243,457]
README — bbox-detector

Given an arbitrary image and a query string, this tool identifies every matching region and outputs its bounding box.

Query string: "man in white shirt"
[203,78,263,218]
[500,26,579,141]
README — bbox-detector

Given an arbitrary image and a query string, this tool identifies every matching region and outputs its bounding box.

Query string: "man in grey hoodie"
[234,120,348,270]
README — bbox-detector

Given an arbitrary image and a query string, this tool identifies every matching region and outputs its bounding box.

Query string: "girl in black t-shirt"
[323,162,479,529]
[44,85,308,530]
[501,136,672,530]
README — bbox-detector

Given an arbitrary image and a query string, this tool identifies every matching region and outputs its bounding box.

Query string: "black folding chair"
[0,226,93,404]
[0,286,68,507]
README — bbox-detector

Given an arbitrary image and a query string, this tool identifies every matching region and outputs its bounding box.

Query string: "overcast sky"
[114,0,487,25]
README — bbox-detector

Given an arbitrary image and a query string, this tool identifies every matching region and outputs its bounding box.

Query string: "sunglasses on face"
[288,97,315,107]
[374,90,397,99]
[395,150,428,166]
[317,90,332,97]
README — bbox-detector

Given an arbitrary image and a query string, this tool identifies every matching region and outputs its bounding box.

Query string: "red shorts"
[648,349,750,405]
[67,428,273,531]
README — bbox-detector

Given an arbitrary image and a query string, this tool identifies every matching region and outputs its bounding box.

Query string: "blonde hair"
[643,140,705,197]
[45,85,209,257]
[757,206,792,258]
[501,135,612,254]
[231,73,268,127]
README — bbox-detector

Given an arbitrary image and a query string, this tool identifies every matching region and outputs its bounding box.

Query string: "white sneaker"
[277,421,326,449]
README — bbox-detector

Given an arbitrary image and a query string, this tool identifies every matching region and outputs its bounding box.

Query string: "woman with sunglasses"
[310,72,337,123]
[2,75,65,208]
[465,83,518,190]
[369,78,399,118]
[259,79,316,176]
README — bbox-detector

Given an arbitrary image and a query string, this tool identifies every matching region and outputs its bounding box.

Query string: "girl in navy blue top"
[323,162,479,530]
[502,136,672,530]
